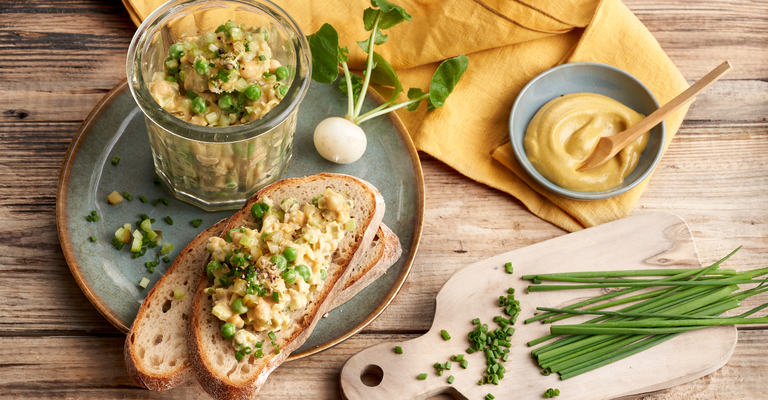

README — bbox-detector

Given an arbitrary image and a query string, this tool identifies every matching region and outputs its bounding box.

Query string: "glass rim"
[126,0,312,143]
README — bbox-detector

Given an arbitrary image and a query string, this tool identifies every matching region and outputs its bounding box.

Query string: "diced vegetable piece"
[115,227,125,242]
[160,242,174,255]
[131,230,143,252]
[146,229,158,241]
[107,191,124,205]
[345,218,356,232]
[140,219,152,232]
[139,277,150,288]
[174,288,186,299]
[111,156,120,165]
[191,219,203,228]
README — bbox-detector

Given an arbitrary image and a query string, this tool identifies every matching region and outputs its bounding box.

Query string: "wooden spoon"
[577,61,732,172]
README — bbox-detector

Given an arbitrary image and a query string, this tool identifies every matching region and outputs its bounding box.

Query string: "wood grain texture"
[1,0,767,398]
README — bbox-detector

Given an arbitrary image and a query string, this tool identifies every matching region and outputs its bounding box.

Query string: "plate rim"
[56,78,425,361]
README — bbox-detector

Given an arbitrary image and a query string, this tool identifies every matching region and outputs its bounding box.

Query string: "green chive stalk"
[525,247,768,381]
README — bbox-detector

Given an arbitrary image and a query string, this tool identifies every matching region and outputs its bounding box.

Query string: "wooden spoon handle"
[577,61,732,172]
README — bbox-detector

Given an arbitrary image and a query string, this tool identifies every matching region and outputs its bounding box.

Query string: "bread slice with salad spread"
[124,220,400,391]
[188,173,385,400]
[125,219,228,390]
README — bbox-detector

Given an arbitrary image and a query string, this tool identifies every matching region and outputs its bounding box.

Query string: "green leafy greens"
[306,0,468,125]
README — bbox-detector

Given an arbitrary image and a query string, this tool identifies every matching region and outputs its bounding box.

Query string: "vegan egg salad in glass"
[151,20,290,127]
[204,188,355,361]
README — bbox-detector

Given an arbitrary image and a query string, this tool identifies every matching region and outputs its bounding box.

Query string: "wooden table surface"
[1,1,767,399]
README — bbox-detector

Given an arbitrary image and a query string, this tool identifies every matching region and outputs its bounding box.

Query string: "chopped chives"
[486,394,495,400]
[140,195,148,203]
[191,219,203,228]
[394,346,403,354]
[111,156,120,165]
[275,344,280,354]
[165,216,174,225]
[153,176,161,184]
[162,256,171,263]
[123,192,133,200]
[140,213,150,220]
[273,292,280,302]
[268,331,276,340]
[86,215,93,222]
[153,199,162,206]
[417,373,427,380]
[161,198,170,205]
[461,360,468,368]
[447,375,454,384]
[440,329,451,341]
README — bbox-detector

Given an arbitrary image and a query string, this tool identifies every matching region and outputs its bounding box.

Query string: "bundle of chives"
[524,247,768,380]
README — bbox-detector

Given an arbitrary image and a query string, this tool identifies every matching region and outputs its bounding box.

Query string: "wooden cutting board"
[340,212,737,400]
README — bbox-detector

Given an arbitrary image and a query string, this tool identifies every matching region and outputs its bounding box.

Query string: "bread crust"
[331,223,402,308]
[188,173,385,400]
[124,219,228,390]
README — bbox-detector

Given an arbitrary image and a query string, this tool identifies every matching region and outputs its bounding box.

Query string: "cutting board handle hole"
[360,364,384,387]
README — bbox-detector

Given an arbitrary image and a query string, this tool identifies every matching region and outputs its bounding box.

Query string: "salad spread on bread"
[205,188,354,359]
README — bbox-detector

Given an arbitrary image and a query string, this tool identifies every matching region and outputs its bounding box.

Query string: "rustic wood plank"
[1,330,767,399]
[626,0,768,80]
[0,1,134,123]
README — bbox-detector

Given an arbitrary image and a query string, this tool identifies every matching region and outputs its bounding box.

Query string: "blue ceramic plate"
[57,80,424,359]
[509,62,665,200]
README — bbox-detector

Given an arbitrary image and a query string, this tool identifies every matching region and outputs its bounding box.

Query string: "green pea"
[275,66,288,81]
[283,247,297,262]
[218,95,235,112]
[270,254,287,271]
[164,57,180,74]
[194,58,209,76]
[282,268,297,284]
[278,85,288,97]
[169,43,185,60]
[221,323,236,339]
[245,85,262,101]
[320,268,327,280]
[232,298,248,314]
[164,76,176,83]
[206,260,221,278]
[192,96,207,114]
[250,202,266,219]
[296,264,311,283]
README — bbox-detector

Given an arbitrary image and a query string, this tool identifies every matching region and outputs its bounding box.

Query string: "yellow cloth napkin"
[123,0,689,232]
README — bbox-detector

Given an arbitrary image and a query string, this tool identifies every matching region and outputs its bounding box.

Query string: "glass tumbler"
[127,0,311,211]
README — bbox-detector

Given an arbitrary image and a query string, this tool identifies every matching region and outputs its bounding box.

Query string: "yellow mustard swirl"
[523,93,648,192]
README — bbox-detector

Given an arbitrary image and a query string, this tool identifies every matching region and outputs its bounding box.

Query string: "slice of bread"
[124,219,228,390]
[188,173,385,400]
[124,221,400,391]
[331,223,402,308]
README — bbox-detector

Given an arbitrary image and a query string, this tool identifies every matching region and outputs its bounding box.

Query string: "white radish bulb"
[313,117,367,164]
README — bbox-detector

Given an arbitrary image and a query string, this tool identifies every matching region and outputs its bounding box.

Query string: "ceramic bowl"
[509,62,665,200]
